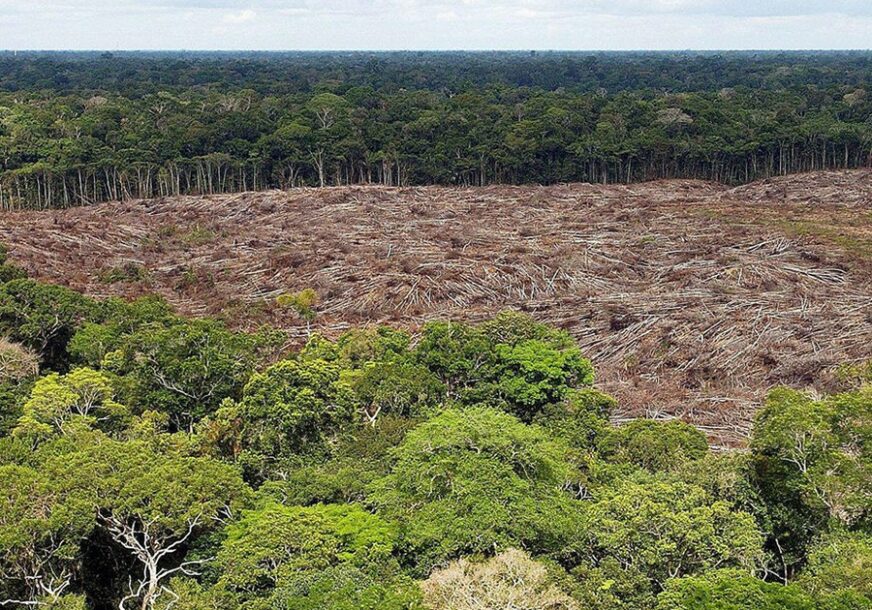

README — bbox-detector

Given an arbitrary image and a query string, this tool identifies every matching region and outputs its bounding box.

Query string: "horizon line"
[4,48,872,53]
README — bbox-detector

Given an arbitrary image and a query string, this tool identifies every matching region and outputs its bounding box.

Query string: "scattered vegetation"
[277,288,318,335]
[0,244,27,283]
[98,262,149,284]
[180,225,217,247]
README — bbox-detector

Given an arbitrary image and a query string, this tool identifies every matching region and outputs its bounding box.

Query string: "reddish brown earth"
[2,170,871,446]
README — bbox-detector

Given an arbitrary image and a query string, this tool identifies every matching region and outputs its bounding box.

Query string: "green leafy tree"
[569,557,656,610]
[655,569,815,610]
[0,279,98,370]
[277,289,318,336]
[797,532,872,608]
[13,367,128,444]
[369,407,585,573]
[671,452,762,516]
[299,326,443,425]
[835,360,872,390]
[491,339,594,421]
[257,121,311,188]
[45,439,251,610]
[214,502,395,601]
[222,357,358,471]
[585,478,764,588]
[271,566,422,610]
[256,414,420,507]
[0,464,93,606]
[105,318,272,431]
[343,360,444,425]
[306,326,413,366]
[414,312,594,421]
[598,419,709,472]
[306,93,351,187]
[752,387,871,530]
[67,295,175,368]
[534,388,617,452]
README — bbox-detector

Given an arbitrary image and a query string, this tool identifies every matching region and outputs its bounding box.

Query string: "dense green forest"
[0,246,870,610]
[1,51,871,209]
[5,51,872,95]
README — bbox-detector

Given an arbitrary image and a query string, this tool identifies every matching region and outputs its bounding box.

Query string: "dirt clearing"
[2,170,870,445]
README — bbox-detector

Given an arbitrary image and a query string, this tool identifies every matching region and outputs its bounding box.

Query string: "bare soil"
[2,170,871,446]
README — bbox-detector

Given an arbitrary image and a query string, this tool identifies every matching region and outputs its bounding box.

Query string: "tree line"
[3,51,872,96]
[0,247,870,610]
[1,81,870,209]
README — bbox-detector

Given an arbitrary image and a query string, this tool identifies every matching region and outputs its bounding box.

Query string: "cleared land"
[2,170,871,445]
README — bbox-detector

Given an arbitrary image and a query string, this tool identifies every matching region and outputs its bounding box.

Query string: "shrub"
[0,243,27,283]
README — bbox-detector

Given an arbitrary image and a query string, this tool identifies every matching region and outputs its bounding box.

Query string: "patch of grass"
[175,266,215,291]
[774,219,872,262]
[835,360,872,389]
[694,206,872,263]
[98,262,149,284]
[181,224,217,246]
[156,224,179,239]
[218,298,269,327]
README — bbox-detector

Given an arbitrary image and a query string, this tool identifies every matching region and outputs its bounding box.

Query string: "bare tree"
[101,514,211,610]
[421,549,580,610]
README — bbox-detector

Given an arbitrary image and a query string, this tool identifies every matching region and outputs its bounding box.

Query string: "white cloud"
[512,7,557,19]
[221,8,256,23]
[436,10,459,21]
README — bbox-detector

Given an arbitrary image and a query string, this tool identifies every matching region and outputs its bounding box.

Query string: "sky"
[2,0,871,50]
